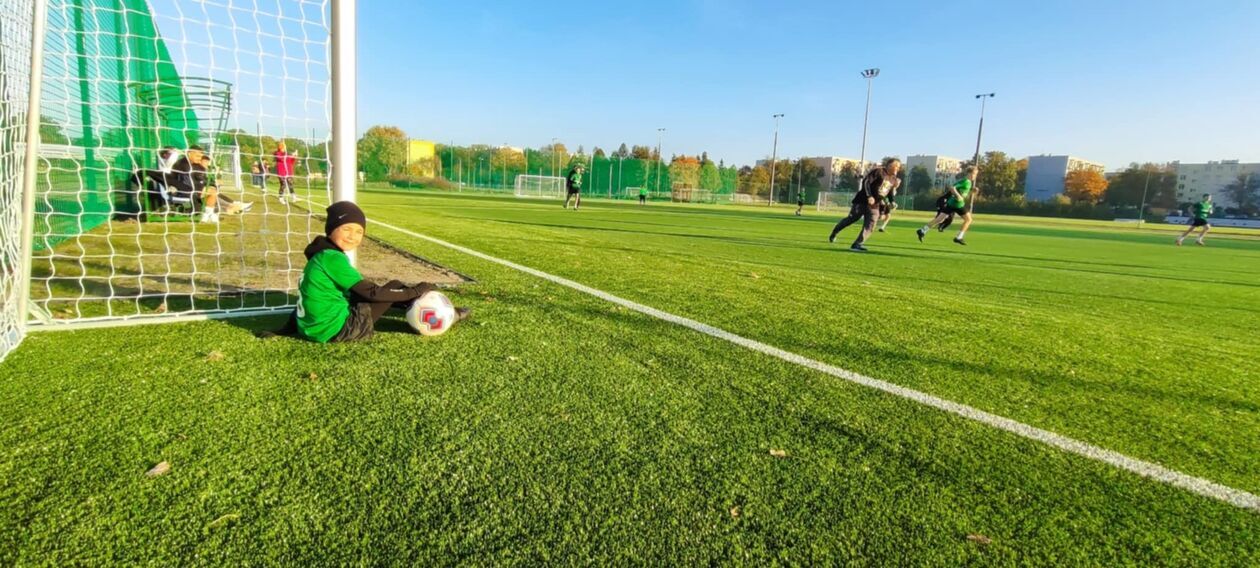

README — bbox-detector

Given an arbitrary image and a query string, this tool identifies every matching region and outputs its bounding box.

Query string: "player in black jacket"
[827,158,901,252]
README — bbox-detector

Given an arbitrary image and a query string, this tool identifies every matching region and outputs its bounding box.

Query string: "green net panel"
[36,0,202,250]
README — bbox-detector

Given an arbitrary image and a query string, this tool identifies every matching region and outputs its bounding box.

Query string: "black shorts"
[797,200,805,207]
[936,196,965,216]
[567,188,580,196]
[330,302,376,343]
[878,202,893,215]
[1191,218,1209,227]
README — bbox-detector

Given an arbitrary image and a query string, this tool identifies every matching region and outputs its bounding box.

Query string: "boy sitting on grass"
[261,201,469,342]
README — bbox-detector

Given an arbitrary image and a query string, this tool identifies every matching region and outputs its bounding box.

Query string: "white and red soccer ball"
[406,290,456,337]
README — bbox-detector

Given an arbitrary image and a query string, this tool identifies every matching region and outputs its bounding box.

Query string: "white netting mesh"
[816,191,855,212]
[31,0,335,324]
[515,174,565,199]
[1,1,34,360]
[0,0,34,359]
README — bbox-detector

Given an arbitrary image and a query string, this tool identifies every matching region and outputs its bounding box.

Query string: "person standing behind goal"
[273,141,298,204]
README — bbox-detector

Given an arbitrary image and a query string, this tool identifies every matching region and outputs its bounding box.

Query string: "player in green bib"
[1176,193,1214,246]
[916,166,978,245]
[639,186,648,205]
[564,164,585,210]
[261,201,469,342]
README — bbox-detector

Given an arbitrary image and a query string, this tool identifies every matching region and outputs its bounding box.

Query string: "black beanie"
[325,201,366,235]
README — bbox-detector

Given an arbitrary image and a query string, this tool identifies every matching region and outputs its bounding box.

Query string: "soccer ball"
[406,290,456,336]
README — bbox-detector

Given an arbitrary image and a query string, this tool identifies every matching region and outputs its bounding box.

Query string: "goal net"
[515,174,565,199]
[13,0,349,329]
[670,187,716,204]
[816,191,856,212]
[0,0,36,360]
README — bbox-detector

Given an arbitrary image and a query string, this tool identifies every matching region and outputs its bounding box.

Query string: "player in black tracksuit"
[827,158,902,252]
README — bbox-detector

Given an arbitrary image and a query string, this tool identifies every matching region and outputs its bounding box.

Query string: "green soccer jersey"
[948,179,973,209]
[1194,200,1213,220]
[639,187,648,197]
[297,248,363,343]
[568,170,583,190]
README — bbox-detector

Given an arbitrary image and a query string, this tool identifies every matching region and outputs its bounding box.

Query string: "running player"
[916,166,977,245]
[1176,194,1214,246]
[827,157,901,252]
[564,164,584,210]
[795,189,806,216]
[876,182,900,231]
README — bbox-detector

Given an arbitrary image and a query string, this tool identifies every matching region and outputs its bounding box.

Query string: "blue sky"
[355,0,1260,169]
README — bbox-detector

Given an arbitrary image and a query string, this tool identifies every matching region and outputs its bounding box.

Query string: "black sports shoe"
[850,244,868,252]
[916,228,926,242]
[828,233,836,244]
[877,227,886,233]
[455,307,472,322]
[953,236,967,246]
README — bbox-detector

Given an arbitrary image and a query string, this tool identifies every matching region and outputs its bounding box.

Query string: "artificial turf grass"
[1,253,1257,565]
[3,190,1258,563]
[352,189,1260,496]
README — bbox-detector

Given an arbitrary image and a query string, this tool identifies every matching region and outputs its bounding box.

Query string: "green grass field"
[2,189,1258,564]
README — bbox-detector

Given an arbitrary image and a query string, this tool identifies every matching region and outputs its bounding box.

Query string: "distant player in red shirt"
[273,141,299,204]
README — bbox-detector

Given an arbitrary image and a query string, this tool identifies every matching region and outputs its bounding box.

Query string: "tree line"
[356,124,742,195]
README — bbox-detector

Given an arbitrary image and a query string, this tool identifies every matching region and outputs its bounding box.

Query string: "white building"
[763,156,873,190]
[1025,155,1105,201]
[905,155,963,190]
[1173,160,1260,206]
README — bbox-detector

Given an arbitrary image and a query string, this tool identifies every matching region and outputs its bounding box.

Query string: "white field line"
[366,216,1259,513]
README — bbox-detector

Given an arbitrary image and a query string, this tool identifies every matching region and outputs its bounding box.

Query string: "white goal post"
[0,0,41,361]
[0,0,357,344]
[514,174,566,199]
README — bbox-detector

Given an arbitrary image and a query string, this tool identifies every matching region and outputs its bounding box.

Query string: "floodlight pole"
[655,128,666,194]
[857,68,879,195]
[331,0,358,262]
[973,93,995,165]
[1138,168,1152,229]
[768,114,783,205]
[18,0,50,334]
[971,92,995,213]
[551,138,559,178]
